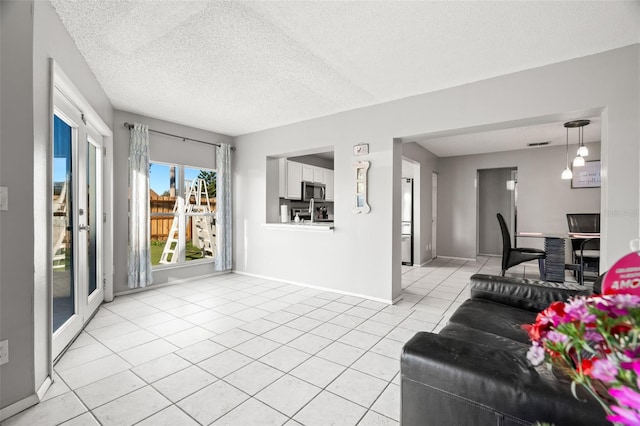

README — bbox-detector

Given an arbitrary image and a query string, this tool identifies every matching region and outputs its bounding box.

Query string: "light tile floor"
[5,256,543,426]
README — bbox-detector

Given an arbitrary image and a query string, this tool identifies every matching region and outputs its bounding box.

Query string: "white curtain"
[216,143,232,270]
[128,123,153,288]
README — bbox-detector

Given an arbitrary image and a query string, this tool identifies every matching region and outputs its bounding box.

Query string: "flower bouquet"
[525,294,640,425]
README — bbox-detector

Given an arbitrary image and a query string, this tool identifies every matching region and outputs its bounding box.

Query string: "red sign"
[602,251,640,295]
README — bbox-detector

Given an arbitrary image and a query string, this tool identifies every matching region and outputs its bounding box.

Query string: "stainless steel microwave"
[301,181,326,202]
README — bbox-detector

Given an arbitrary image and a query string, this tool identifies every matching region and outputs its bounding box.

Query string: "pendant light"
[564,119,591,178]
[561,125,573,180]
[577,126,589,157]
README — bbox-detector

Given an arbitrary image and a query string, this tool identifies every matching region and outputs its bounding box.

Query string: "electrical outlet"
[0,340,8,365]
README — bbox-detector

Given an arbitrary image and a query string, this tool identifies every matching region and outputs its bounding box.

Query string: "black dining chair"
[575,237,600,285]
[497,213,546,278]
[566,213,600,280]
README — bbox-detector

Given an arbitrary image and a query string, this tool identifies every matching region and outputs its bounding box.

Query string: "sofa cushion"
[439,322,530,354]
[448,299,536,344]
[470,274,588,312]
[401,331,609,425]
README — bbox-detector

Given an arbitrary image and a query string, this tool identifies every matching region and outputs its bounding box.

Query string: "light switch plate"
[0,187,7,211]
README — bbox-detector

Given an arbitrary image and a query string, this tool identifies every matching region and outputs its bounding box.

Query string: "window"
[149,162,216,267]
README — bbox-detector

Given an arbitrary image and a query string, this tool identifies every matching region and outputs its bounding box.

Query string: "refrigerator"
[401,178,413,265]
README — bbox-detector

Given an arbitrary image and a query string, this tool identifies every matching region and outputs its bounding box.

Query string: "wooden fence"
[150,194,216,241]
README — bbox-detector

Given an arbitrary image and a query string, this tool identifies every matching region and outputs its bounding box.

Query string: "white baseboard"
[1,393,37,422]
[0,376,52,421]
[114,270,232,297]
[418,258,435,267]
[233,270,396,305]
[437,255,477,262]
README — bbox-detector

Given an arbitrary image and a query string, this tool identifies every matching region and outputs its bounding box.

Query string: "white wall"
[438,142,601,258]
[112,110,233,294]
[402,143,438,265]
[233,45,639,303]
[1,0,114,413]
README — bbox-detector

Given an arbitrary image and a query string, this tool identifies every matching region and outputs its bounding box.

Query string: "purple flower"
[545,331,568,344]
[610,386,640,411]
[584,331,605,343]
[591,359,618,383]
[565,298,597,323]
[607,405,640,426]
[527,343,545,366]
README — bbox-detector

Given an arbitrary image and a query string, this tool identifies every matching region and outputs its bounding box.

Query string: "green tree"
[198,170,216,197]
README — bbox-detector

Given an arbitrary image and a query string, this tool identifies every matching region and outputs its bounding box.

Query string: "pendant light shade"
[561,167,573,180]
[578,145,589,157]
[572,155,585,167]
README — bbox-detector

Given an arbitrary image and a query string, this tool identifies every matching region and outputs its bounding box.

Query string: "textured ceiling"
[50,1,640,137]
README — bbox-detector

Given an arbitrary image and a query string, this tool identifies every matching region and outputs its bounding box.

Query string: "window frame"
[149,161,217,269]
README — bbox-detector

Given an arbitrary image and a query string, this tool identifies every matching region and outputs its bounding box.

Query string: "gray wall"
[438,142,601,259]
[112,110,233,294]
[402,143,438,265]
[233,45,638,303]
[1,0,114,412]
[478,168,515,256]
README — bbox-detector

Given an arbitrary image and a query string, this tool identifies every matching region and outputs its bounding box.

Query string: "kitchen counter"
[264,222,334,232]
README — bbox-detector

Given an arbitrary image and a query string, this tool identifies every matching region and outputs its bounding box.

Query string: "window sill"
[263,222,334,232]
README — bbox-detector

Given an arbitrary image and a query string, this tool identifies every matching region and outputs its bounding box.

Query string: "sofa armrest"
[469,274,589,312]
[400,331,607,426]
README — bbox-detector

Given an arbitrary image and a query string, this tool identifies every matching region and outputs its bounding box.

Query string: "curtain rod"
[124,122,234,149]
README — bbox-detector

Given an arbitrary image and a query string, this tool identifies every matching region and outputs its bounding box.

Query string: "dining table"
[516,232,601,283]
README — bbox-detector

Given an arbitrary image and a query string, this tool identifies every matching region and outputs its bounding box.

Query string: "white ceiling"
[50,1,640,137]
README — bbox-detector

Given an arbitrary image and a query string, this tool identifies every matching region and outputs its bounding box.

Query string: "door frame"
[432,172,438,259]
[49,61,113,363]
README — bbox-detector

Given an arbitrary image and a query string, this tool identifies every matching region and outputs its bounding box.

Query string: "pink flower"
[565,298,597,323]
[607,404,640,426]
[610,386,640,411]
[591,359,618,383]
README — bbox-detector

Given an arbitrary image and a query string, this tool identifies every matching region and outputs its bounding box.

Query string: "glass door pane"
[87,141,98,295]
[52,115,75,332]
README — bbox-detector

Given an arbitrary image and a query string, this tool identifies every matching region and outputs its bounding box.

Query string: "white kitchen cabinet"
[324,169,334,201]
[286,161,302,199]
[280,160,334,201]
[302,165,314,182]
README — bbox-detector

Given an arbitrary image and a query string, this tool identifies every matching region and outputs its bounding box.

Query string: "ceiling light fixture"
[563,119,590,178]
[566,119,590,169]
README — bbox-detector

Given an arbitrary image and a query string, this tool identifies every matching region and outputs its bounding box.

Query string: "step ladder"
[159,178,216,264]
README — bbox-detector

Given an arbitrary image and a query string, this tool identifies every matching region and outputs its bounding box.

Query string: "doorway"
[477,167,517,256]
[52,87,104,360]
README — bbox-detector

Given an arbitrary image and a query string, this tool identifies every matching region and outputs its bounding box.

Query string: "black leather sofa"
[400,274,608,426]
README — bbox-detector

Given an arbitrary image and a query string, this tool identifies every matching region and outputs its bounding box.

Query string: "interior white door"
[52,88,104,360]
